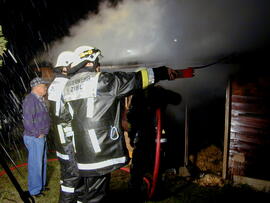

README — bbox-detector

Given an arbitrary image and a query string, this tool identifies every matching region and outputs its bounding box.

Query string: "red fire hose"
[0,158,58,177]
[148,108,162,198]
[122,108,162,199]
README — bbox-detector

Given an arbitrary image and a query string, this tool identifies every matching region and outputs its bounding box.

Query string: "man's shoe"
[33,192,45,198]
[42,187,50,191]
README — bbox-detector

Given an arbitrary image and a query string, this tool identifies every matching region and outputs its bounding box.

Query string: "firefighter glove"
[153,66,177,82]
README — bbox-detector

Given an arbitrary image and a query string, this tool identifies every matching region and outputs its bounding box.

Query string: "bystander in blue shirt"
[22,77,50,197]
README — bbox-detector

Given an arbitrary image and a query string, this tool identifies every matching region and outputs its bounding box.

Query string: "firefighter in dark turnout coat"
[127,85,182,201]
[61,45,179,202]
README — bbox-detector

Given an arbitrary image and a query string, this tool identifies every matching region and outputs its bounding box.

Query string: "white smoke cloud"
[37,0,270,149]
[41,0,270,68]
[39,0,268,111]
[43,0,167,66]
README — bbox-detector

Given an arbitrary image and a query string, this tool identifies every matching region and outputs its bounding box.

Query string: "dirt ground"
[1,160,270,203]
[1,148,270,203]
[109,168,270,203]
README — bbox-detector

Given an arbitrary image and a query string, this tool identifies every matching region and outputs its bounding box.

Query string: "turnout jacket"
[62,68,155,176]
[48,75,74,160]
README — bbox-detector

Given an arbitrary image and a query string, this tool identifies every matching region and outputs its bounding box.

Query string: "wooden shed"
[223,74,270,191]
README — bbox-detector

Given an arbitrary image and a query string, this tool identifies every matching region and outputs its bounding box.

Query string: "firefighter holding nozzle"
[58,45,194,202]
[125,85,182,202]
[125,68,193,202]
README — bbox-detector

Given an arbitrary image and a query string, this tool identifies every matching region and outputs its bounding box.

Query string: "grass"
[0,160,59,203]
[1,153,270,203]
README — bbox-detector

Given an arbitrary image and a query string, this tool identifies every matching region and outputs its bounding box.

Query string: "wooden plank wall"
[227,77,270,181]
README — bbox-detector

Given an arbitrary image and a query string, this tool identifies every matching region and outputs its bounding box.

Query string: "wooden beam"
[223,79,231,179]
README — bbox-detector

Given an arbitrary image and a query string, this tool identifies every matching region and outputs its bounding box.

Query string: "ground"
[1,156,270,203]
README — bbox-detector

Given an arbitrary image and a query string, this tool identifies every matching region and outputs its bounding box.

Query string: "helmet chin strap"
[93,58,100,72]
[67,60,90,75]
[67,59,100,76]
[53,66,63,73]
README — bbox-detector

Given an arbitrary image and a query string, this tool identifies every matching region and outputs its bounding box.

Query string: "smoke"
[42,0,168,65]
[36,0,270,152]
[40,0,270,67]
[38,0,270,116]
[39,0,268,110]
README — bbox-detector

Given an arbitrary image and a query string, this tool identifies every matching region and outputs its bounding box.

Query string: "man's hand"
[167,68,180,80]
[153,66,194,82]
[38,134,45,138]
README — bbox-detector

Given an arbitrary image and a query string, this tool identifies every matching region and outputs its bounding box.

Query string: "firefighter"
[127,85,182,201]
[48,51,83,203]
[60,45,181,202]
[126,67,194,202]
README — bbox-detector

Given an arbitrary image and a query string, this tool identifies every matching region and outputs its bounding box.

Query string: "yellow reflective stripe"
[140,69,149,89]
[80,50,93,58]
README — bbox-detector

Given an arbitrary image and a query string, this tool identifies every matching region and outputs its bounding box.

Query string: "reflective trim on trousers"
[56,151,69,160]
[61,185,75,193]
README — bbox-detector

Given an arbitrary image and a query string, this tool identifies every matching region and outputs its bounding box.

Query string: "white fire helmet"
[54,51,74,68]
[71,45,102,68]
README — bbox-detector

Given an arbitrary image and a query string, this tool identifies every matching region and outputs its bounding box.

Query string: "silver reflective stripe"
[60,180,63,184]
[67,102,74,118]
[86,98,94,118]
[57,124,66,144]
[63,126,74,137]
[72,135,76,153]
[56,151,69,160]
[66,131,74,137]
[88,129,101,153]
[156,138,167,143]
[61,185,75,193]
[147,68,155,85]
[55,100,60,116]
[77,156,126,170]
[63,126,72,133]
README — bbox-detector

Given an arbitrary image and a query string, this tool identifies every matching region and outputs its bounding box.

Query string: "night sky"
[1,0,270,158]
[0,0,106,62]
[0,0,105,136]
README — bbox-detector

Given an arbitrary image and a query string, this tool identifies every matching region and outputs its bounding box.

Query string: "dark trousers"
[58,143,111,203]
[58,142,82,203]
[82,174,111,203]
